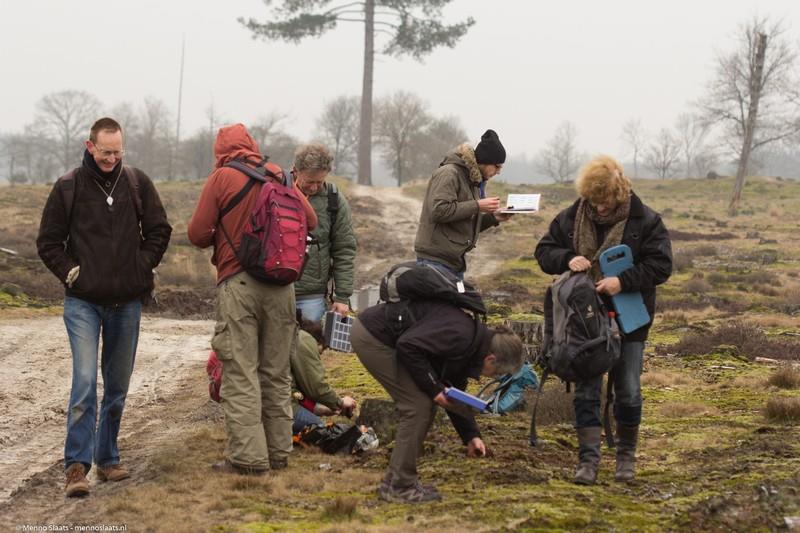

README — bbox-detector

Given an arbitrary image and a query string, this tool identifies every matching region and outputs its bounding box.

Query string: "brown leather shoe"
[65,463,89,497]
[96,464,130,482]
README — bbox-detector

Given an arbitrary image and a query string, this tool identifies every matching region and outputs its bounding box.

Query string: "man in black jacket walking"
[37,117,172,497]
[535,155,671,485]
[351,300,523,503]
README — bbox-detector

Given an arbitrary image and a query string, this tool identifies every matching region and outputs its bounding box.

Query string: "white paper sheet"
[500,193,541,213]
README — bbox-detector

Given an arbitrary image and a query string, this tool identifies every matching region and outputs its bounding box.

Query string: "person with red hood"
[188,123,317,474]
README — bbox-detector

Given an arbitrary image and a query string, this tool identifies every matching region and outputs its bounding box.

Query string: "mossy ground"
[2,176,799,530]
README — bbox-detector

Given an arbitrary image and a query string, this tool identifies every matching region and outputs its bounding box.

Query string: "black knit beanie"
[474,129,506,165]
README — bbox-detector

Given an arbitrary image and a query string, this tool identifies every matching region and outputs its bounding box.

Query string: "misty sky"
[1,0,798,163]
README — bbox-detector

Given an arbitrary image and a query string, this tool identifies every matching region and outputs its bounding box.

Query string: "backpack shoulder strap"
[59,168,79,227]
[326,182,339,236]
[603,372,616,448]
[219,159,270,220]
[528,367,550,446]
[122,166,143,222]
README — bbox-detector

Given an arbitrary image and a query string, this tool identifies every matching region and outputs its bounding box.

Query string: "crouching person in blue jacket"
[351,300,523,503]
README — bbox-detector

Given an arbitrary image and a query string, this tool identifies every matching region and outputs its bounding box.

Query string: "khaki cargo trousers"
[350,318,438,488]
[211,271,297,470]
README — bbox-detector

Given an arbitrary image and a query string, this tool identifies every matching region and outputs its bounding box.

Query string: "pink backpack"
[218,159,309,285]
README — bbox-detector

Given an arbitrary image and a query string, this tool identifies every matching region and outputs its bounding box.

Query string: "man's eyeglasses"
[94,146,125,158]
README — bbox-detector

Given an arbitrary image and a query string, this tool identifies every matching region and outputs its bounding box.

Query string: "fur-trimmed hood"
[441,143,483,185]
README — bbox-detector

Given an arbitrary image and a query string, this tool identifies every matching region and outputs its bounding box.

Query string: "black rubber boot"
[614,424,639,482]
[574,426,602,485]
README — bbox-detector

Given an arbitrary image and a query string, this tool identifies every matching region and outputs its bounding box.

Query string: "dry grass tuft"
[764,397,800,423]
[641,369,696,388]
[767,366,800,390]
[659,401,719,418]
[671,321,800,361]
[322,496,359,520]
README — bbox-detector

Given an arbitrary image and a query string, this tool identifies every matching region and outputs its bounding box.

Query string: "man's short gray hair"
[294,143,333,173]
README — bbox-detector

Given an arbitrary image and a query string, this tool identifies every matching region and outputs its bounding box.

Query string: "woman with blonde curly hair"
[534,155,672,485]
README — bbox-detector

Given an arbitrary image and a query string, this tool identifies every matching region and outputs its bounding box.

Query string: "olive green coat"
[294,184,357,303]
[414,144,498,272]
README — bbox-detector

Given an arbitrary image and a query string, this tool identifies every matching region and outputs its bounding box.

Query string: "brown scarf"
[573,197,631,281]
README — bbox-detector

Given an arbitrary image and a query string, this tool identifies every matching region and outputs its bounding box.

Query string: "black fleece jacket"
[37,153,172,305]
[358,300,492,444]
[534,193,672,342]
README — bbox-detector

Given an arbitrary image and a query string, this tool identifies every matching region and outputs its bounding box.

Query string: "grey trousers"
[350,318,438,488]
[211,272,297,469]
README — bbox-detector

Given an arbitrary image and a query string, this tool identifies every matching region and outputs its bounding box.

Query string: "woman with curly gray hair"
[535,155,672,485]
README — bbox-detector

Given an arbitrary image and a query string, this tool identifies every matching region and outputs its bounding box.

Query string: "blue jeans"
[63,296,141,470]
[415,258,464,281]
[574,341,644,428]
[296,295,327,323]
[292,405,323,434]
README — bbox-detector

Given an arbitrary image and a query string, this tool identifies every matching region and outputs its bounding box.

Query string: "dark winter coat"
[358,300,492,443]
[37,155,172,306]
[534,193,672,342]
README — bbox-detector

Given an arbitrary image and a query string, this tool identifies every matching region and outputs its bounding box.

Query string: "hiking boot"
[269,457,288,471]
[211,460,267,476]
[379,480,442,503]
[614,424,639,482]
[96,464,130,482]
[574,426,602,486]
[65,463,89,498]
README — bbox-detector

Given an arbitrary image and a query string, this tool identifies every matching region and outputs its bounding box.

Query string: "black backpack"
[529,271,621,446]
[379,262,487,336]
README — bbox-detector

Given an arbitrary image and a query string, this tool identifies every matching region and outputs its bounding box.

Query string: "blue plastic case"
[444,387,488,411]
[598,244,651,334]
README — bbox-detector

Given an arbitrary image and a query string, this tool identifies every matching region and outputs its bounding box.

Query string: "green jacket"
[291,330,341,412]
[294,183,357,303]
[414,144,498,272]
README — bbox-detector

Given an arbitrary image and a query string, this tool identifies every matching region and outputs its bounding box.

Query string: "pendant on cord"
[107,196,114,207]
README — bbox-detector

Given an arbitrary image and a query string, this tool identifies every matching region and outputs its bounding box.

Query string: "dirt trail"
[348,183,502,280]
[0,184,510,521]
[0,316,213,505]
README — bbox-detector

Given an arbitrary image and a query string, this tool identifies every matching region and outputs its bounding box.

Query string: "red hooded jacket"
[188,123,317,284]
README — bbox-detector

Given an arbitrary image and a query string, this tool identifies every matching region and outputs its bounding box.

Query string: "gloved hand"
[66,266,80,288]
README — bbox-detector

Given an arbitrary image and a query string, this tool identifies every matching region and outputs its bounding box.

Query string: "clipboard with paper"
[500,194,541,214]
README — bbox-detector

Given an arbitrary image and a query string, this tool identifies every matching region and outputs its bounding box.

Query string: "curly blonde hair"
[294,143,333,173]
[575,155,631,206]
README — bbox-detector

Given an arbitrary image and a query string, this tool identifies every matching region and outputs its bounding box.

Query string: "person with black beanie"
[414,129,512,278]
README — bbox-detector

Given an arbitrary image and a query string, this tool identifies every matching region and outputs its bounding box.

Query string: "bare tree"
[645,128,681,179]
[535,121,584,183]
[700,17,800,215]
[315,96,360,176]
[34,90,102,170]
[620,118,647,178]
[374,91,430,186]
[240,1,474,186]
[250,112,289,156]
[408,115,468,180]
[675,113,712,178]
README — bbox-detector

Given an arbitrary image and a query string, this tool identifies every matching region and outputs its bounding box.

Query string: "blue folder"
[598,244,651,334]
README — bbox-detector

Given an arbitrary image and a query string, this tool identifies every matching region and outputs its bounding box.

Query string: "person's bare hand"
[478,197,501,213]
[433,391,454,409]
[330,302,350,316]
[595,276,622,296]
[337,396,357,417]
[467,437,487,458]
[494,212,513,222]
[568,256,591,272]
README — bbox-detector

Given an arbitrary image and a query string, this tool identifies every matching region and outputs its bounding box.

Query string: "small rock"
[318,463,332,470]
[784,516,800,529]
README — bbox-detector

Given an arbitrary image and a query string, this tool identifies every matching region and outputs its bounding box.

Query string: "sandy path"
[348,183,502,281]
[0,316,213,504]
